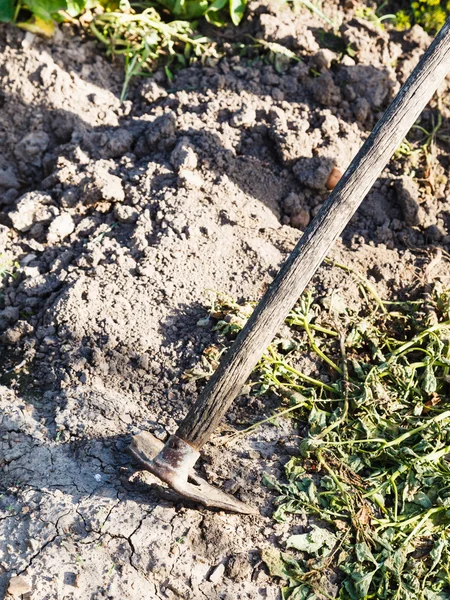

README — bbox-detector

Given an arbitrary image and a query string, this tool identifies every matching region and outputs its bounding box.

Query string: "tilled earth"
[1,3,450,598]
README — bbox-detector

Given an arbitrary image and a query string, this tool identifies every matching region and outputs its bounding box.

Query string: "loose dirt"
[1,3,450,598]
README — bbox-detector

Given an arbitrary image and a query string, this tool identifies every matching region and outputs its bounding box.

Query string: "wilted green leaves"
[4,0,247,78]
[194,271,450,599]
[259,280,450,598]
[90,6,219,99]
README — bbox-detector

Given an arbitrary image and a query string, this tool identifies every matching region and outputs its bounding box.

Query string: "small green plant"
[151,0,246,25]
[395,107,446,189]
[0,0,91,35]
[356,4,396,29]
[90,5,217,99]
[246,37,301,73]
[388,0,450,33]
[0,255,19,284]
[409,0,449,33]
[1,0,246,36]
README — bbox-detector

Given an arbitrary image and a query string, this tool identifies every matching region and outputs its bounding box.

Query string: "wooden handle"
[177,19,450,450]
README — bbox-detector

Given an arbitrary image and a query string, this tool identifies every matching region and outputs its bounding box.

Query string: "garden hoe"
[129,18,450,515]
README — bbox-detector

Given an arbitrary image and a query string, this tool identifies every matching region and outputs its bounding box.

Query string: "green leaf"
[308,404,328,434]
[278,338,298,353]
[229,0,245,25]
[347,454,365,473]
[261,548,305,588]
[262,473,285,493]
[328,292,348,315]
[162,0,210,18]
[412,491,433,509]
[341,578,360,600]
[422,591,450,600]
[18,14,56,35]
[205,10,226,25]
[286,525,338,557]
[299,478,318,504]
[423,364,437,393]
[289,585,317,600]
[204,0,227,13]
[165,65,174,81]
[352,568,378,598]
[261,548,292,580]
[355,543,378,565]
[384,548,407,576]
[24,0,67,21]
[284,457,306,481]
[66,0,88,16]
[0,0,15,22]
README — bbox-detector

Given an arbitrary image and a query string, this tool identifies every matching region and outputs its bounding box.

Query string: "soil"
[1,3,450,599]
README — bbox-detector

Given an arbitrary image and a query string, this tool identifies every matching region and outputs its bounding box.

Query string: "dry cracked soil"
[1,2,450,598]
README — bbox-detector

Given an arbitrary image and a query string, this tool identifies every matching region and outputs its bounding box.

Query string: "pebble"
[105,128,133,158]
[326,167,342,190]
[0,167,19,189]
[27,538,39,551]
[1,323,29,344]
[247,449,261,459]
[47,213,75,244]
[14,131,49,167]
[170,137,198,171]
[114,204,139,224]
[81,166,125,205]
[0,306,19,329]
[209,563,225,585]
[0,224,9,246]
[227,554,251,581]
[7,576,32,597]
[310,48,336,71]
[20,254,37,266]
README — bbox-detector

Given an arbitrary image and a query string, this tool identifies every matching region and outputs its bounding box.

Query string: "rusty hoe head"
[129,431,258,515]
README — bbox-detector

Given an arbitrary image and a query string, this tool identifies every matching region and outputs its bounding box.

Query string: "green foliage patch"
[191,263,450,599]
[0,0,246,30]
[395,0,450,33]
[1,0,339,98]
[1,0,250,96]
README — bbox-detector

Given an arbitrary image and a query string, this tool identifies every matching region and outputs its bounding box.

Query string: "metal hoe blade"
[129,432,258,515]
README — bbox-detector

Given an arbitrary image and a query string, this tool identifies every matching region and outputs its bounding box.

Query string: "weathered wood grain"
[177,19,450,449]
